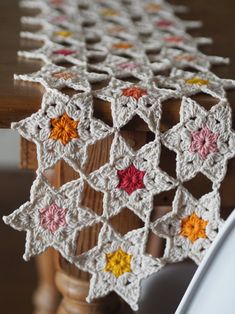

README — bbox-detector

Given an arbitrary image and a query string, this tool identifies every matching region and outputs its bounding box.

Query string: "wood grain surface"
[1,1,235,313]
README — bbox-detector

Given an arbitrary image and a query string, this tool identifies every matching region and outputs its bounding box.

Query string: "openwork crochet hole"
[109,208,144,235]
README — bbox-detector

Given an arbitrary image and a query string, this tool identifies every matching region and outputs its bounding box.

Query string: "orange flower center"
[180,213,208,243]
[49,113,79,145]
[122,86,147,100]
[52,71,77,80]
[112,42,134,49]
[174,54,196,62]
[165,36,183,43]
[104,248,132,278]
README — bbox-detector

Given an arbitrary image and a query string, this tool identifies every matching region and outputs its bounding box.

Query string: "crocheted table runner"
[3,0,235,310]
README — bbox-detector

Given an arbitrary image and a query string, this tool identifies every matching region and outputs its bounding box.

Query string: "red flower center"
[117,164,145,195]
[156,20,173,28]
[53,49,76,56]
[121,86,147,100]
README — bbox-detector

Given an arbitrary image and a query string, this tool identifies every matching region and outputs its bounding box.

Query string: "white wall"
[0,129,20,168]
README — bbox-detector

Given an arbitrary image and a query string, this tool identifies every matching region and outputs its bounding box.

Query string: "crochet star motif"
[20,24,85,45]
[190,126,218,159]
[151,48,229,72]
[18,42,87,66]
[152,187,223,265]
[20,0,77,15]
[104,247,132,277]
[88,134,176,221]
[39,202,67,233]
[143,33,212,53]
[152,15,201,34]
[3,175,99,261]
[102,36,145,58]
[162,97,235,182]
[180,213,208,243]
[90,55,154,80]
[156,68,235,99]
[14,64,108,92]
[117,164,145,195]
[74,224,163,311]
[11,90,113,172]
[49,112,79,145]
[94,78,178,132]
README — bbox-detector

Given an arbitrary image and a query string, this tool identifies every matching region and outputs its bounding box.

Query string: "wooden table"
[1,0,235,313]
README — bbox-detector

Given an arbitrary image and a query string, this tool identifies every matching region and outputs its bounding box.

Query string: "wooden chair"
[0,0,235,313]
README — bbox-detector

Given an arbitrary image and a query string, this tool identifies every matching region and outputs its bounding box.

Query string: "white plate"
[176,209,235,314]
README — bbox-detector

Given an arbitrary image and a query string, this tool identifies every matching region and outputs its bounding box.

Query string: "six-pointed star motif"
[14,63,108,91]
[153,14,201,32]
[20,24,85,45]
[20,0,78,15]
[143,33,212,53]
[11,90,113,172]
[151,187,223,265]
[156,68,235,99]
[74,223,163,311]
[87,134,176,221]
[151,48,229,72]
[18,42,87,66]
[102,36,146,59]
[94,77,178,131]
[3,175,99,261]
[90,54,154,80]
[162,97,235,182]
[21,10,82,31]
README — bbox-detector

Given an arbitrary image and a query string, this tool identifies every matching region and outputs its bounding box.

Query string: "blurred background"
[0,130,36,314]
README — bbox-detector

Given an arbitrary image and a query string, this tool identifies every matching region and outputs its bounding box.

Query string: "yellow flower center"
[180,213,208,243]
[185,77,209,86]
[101,9,119,17]
[52,71,77,80]
[49,113,79,145]
[54,31,73,38]
[104,248,132,278]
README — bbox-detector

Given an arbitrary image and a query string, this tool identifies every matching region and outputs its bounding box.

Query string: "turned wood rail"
[1,0,235,313]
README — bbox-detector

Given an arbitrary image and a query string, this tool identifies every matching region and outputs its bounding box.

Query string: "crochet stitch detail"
[50,112,79,145]
[121,86,148,100]
[104,247,132,278]
[39,202,67,233]
[190,126,218,159]
[117,164,145,195]
[180,213,208,243]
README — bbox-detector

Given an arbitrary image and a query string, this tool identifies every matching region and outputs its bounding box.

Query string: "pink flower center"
[39,203,67,233]
[51,15,68,24]
[156,20,173,28]
[50,0,64,5]
[190,126,219,159]
[117,62,139,70]
[121,86,147,100]
[53,49,76,56]
[117,164,145,195]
